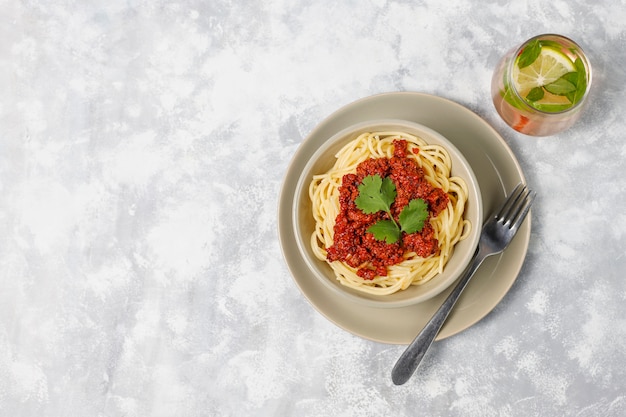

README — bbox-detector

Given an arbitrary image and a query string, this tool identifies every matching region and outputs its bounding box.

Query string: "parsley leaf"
[367,220,401,244]
[354,175,432,244]
[354,174,396,214]
[399,198,429,234]
[355,174,401,243]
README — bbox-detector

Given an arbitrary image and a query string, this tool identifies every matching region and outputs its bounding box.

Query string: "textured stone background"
[1,0,625,416]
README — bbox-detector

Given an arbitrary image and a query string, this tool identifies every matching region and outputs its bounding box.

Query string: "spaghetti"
[309,131,470,295]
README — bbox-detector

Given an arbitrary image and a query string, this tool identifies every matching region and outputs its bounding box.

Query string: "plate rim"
[278,91,530,344]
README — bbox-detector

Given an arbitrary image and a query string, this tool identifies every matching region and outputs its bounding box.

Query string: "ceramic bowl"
[292,119,483,308]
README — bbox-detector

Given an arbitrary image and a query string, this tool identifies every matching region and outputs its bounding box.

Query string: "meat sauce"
[326,140,449,280]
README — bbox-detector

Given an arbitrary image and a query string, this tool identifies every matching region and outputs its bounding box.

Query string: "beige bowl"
[292,119,483,308]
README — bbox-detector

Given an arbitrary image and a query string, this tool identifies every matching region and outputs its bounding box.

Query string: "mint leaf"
[532,103,573,112]
[526,86,545,102]
[367,220,400,244]
[354,174,396,214]
[561,71,579,85]
[565,58,588,105]
[544,77,576,95]
[399,198,429,234]
[517,39,541,69]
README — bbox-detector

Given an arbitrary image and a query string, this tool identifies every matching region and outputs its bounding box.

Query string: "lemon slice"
[512,46,576,97]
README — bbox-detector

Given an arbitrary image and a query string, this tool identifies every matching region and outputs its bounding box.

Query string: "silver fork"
[391,183,536,385]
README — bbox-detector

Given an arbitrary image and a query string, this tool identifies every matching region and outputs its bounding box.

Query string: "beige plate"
[278,92,530,344]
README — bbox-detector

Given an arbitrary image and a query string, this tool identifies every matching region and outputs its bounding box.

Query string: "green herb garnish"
[367,220,400,244]
[544,77,577,95]
[354,174,396,215]
[526,86,545,102]
[398,198,429,234]
[517,39,542,69]
[354,174,429,244]
[565,57,588,105]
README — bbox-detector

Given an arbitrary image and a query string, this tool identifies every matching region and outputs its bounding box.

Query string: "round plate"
[278,92,530,344]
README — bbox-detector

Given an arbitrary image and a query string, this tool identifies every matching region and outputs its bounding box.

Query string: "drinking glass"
[491,34,592,136]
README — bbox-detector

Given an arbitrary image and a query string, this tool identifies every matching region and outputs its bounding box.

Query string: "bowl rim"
[292,118,483,308]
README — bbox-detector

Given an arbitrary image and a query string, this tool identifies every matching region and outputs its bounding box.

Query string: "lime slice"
[512,46,576,97]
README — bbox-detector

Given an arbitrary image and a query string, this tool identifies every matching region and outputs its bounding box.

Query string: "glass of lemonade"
[491,34,592,136]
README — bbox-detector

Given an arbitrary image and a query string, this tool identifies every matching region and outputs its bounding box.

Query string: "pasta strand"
[309,131,470,295]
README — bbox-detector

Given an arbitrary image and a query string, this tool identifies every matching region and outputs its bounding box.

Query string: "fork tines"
[497,183,536,228]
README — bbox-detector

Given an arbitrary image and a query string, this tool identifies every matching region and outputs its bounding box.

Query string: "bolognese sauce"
[326,139,449,280]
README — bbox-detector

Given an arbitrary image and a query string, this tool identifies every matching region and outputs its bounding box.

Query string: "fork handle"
[391,250,490,385]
